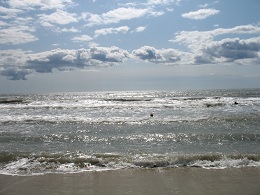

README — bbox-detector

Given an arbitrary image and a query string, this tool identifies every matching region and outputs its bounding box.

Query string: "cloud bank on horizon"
[0,0,260,80]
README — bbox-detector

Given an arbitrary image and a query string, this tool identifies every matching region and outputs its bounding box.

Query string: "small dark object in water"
[150,113,153,117]
[234,101,238,105]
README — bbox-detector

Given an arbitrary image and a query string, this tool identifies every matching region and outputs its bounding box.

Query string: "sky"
[1,0,260,93]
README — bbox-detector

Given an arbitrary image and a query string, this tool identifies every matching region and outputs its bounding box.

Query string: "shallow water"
[0,89,260,175]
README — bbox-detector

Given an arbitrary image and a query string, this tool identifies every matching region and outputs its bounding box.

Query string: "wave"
[0,99,27,104]
[105,98,152,102]
[1,112,260,126]
[1,95,259,114]
[171,96,221,101]
[0,116,206,125]
[1,132,259,145]
[0,152,259,176]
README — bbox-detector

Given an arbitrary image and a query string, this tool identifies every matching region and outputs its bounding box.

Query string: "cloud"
[0,3,38,45]
[89,47,129,64]
[118,0,180,8]
[72,35,93,42]
[1,31,260,80]
[126,24,260,66]
[0,5,23,19]
[38,9,78,26]
[94,26,130,37]
[170,24,260,65]
[199,3,209,8]
[133,26,147,33]
[0,25,38,45]
[0,47,130,79]
[0,21,8,26]
[8,0,75,10]
[195,37,260,64]
[133,35,260,66]
[182,8,220,20]
[171,24,260,50]
[59,27,80,33]
[147,0,181,5]
[132,46,193,65]
[1,1,79,38]
[0,49,31,80]
[0,49,28,67]
[83,7,162,26]
[1,68,31,80]
[26,47,130,72]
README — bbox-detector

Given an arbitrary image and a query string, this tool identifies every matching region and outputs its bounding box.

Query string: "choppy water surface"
[0,89,260,175]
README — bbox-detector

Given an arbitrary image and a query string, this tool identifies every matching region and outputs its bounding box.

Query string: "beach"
[1,167,260,195]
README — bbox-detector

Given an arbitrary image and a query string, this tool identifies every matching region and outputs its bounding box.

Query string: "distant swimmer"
[234,101,238,105]
[150,113,154,117]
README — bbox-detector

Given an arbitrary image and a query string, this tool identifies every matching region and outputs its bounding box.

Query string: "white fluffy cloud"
[171,24,260,50]
[72,35,93,42]
[38,9,78,26]
[147,0,181,5]
[0,5,22,18]
[83,7,162,26]
[133,26,147,33]
[0,0,172,47]
[0,4,38,45]
[59,27,80,33]
[8,0,75,10]
[94,26,130,37]
[0,49,28,67]
[1,2,79,42]
[182,8,220,20]
[0,26,38,45]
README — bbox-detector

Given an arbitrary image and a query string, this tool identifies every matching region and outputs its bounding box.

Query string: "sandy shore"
[0,167,260,195]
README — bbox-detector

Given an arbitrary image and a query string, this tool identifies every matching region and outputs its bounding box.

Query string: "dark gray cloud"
[1,68,31,80]
[195,38,260,64]
[26,47,129,71]
[132,46,158,60]
[132,46,191,64]
[90,47,129,63]
[0,47,130,80]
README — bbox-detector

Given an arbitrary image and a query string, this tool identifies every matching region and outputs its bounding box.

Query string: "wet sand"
[0,167,260,195]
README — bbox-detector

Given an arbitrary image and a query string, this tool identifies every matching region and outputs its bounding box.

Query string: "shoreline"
[1,167,260,195]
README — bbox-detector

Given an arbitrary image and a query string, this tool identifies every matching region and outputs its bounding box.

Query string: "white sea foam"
[192,158,260,169]
[1,153,260,176]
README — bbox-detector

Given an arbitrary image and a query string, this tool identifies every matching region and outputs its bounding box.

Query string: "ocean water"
[0,89,260,175]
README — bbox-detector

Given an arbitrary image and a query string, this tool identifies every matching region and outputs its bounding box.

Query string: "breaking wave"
[0,152,260,176]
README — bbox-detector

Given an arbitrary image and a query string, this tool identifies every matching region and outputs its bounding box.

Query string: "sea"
[0,89,260,176]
